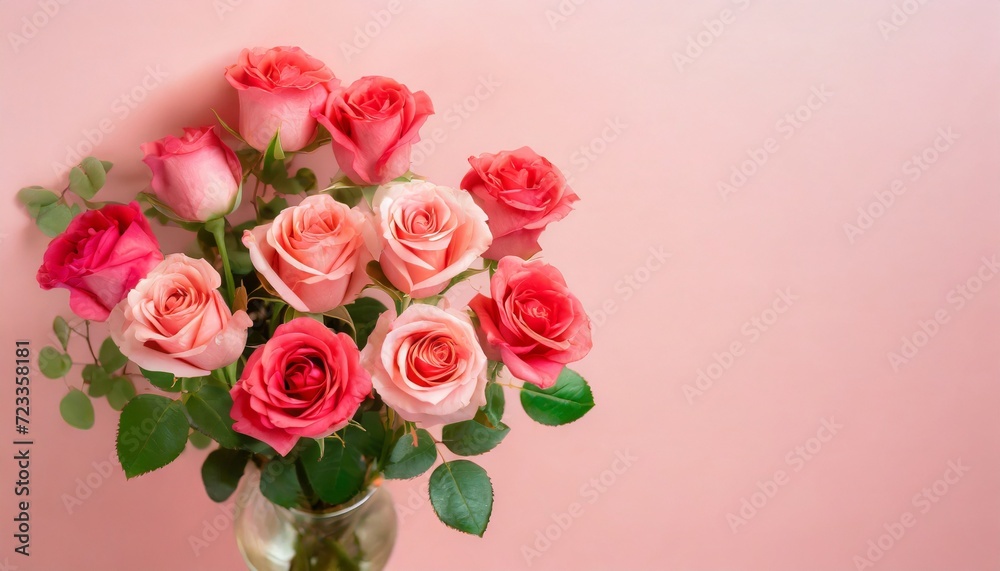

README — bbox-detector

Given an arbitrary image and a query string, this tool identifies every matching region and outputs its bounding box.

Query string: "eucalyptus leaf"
[60,389,95,430]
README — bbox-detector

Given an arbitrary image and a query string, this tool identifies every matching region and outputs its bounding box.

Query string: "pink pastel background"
[2,1,999,569]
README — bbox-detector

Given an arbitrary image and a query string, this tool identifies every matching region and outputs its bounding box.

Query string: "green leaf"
[68,157,108,199]
[60,389,95,429]
[225,229,253,275]
[294,168,317,191]
[100,160,114,173]
[36,203,74,237]
[116,395,188,479]
[188,430,212,449]
[53,316,71,350]
[256,195,288,222]
[343,297,388,349]
[184,385,241,448]
[17,186,60,217]
[301,439,366,505]
[212,109,247,143]
[429,460,493,537]
[140,367,179,392]
[38,346,71,378]
[483,383,505,427]
[444,266,488,292]
[259,460,303,508]
[328,185,363,208]
[99,337,128,373]
[82,364,112,397]
[201,448,250,502]
[384,429,436,480]
[342,411,386,461]
[520,368,595,426]
[261,131,287,185]
[441,416,509,457]
[107,376,136,411]
[365,261,403,301]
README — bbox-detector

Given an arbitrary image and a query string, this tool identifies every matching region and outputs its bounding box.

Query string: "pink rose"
[372,181,492,298]
[469,257,591,389]
[361,305,487,426]
[108,254,252,377]
[224,46,338,152]
[243,194,369,313]
[140,126,242,223]
[314,76,433,185]
[230,317,371,456]
[36,202,163,322]
[461,147,579,260]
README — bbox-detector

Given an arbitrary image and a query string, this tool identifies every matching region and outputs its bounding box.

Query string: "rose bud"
[140,126,242,223]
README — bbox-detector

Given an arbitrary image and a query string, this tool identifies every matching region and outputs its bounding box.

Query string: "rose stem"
[205,217,235,305]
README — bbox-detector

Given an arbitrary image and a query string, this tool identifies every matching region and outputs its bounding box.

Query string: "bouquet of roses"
[19,45,594,568]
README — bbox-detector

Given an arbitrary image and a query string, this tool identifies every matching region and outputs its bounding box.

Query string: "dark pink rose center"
[283,354,329,402]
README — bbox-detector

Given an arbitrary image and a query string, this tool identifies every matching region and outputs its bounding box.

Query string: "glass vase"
[234,468,397,571]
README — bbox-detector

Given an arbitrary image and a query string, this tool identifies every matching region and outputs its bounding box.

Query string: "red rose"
[470,257,592,388]
[36,202,163,322]
[461,147,579,260]
[314,76,433,185]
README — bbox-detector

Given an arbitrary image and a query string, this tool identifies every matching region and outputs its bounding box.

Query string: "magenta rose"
[469,257,592,389]
[230,317,372,456]
[36,202,163,322]
[224,46,338,152]
[314,76,433,185]
[361,305,487,426]
[461,147,579,260]
[108,254,252,377]
[243,194,369,313]
[372,181,492,298]
[140,126,242,223]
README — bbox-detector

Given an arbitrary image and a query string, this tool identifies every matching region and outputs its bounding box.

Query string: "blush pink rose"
[36,202,163,322]
[372,181,492,298]
[361,305,487,426]
[469,257,592,389]
[140,126,242,223]
[230,317,372,456]
[243,194,369,313]
[224,46,338,152]
[314,76,433,185]
[108,254,252,377]
[460,147,579,260]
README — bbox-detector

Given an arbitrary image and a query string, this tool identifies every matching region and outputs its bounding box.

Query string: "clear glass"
[234,468,397,571]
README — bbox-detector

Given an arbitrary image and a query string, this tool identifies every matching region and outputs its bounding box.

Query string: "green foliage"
[141,368,179,392]
[519,368,595,426]
[60,389,95,430]
[99,337,127,373]
[38,346,71,379]
[441,414,509,456]
[384,429,436,480]
[184,385,241,448]
[301,438,366,506]
[343,297,388,349]
[82,364,112,397]
[116,395,189,479]
[259,459,303,509]
[52,316,71,350]
[429,460,493,537]
[201,448,250,502]
[68,157,109,200]
[107,376,136,411]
